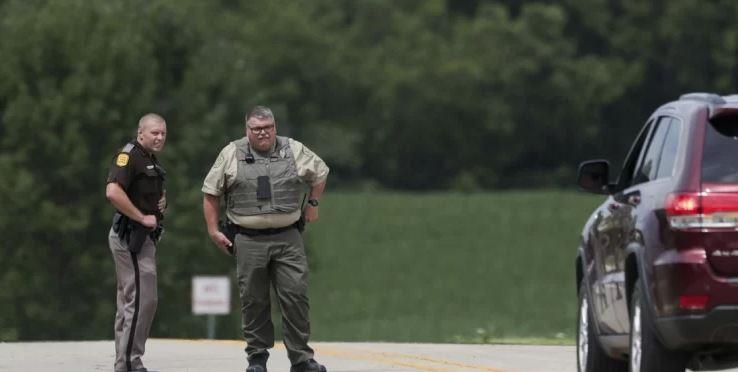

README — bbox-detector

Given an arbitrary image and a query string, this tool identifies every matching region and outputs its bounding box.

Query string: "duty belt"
[112,212,164,251]
[228,221,296,236]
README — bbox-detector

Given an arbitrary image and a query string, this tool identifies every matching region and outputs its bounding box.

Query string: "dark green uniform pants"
[235,227,314,365]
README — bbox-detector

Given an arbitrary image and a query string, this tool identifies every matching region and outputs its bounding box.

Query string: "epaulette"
[121,143,134,153]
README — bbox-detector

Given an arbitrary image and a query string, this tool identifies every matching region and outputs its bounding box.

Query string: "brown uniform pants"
[109,228,158,372]
[235,227,314,365]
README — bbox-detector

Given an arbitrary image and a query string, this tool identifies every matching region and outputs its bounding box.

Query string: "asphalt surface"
[3,339,737,371]
[0,339,574,372]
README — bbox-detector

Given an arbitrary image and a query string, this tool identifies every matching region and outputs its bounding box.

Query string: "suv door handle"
[625,191,641,206]
[613,190,641,206]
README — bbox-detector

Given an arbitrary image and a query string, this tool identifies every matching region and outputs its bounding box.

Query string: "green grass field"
[303,190,604,344]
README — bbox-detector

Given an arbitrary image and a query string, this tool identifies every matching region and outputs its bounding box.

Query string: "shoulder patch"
[121,143,134,153]
[116,153,130,167]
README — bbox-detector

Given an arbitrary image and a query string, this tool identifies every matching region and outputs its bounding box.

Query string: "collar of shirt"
[133,139,157,161]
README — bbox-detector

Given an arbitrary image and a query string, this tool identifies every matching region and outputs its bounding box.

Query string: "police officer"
[105,113,167,372]
[202,106,329,372]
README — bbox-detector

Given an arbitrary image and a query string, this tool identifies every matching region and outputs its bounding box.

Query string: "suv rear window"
[702,114,738,183]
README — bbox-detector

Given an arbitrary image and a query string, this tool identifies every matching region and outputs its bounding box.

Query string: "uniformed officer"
[202,106,329,372]
[105,113,167,372]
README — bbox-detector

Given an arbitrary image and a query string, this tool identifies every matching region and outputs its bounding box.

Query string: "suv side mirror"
[577,160,612,194]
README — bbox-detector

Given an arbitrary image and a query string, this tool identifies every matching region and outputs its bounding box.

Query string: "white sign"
[192,276,231,315]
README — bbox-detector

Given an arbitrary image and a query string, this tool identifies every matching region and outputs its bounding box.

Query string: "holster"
[151,224,164,243]
[112,213,125,235]
[113,212,130,241]
[219,219,237,255]
[127,222,148,254]
[296,214,306,233]
[112,212,159,254]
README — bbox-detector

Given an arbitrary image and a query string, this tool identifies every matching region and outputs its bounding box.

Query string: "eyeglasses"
[248,124,275,134]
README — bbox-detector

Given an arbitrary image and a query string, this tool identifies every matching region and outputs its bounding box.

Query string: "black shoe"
[290,358,327,372]
[246,353,268,372]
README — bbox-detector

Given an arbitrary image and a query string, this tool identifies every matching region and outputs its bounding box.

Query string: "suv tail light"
[679,295,710,310]
[666,192,738,229]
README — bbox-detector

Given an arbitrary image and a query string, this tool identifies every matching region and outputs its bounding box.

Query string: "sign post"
[192,276,231,339]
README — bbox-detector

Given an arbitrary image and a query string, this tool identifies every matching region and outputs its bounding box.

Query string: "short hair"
[138,113,166,129]
[245,106,274,124]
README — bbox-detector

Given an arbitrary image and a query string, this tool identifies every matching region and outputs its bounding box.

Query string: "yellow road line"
[314,344,507,372]
[161,338,244,345]
[156,339,508,371]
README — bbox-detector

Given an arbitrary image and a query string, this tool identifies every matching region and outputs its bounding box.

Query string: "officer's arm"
[203,193,232,253]
[203,193,221,235]
[304,180,326,223]
[106,182,156,228]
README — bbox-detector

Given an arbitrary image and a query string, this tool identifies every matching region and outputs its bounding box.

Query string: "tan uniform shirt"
[202,138,329,229]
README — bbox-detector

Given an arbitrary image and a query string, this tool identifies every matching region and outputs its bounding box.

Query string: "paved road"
[2,339,736,371]
[0,339,573,372]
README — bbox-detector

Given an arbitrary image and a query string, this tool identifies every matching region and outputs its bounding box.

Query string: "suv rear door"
[588,119,652,334]
[591,116,682,334]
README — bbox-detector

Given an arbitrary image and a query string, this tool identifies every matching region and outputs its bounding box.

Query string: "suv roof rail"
[679,92,726,105]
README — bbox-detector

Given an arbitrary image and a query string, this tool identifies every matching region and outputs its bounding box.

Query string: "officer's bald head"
[139,113,166,131]
[137,113,167,153]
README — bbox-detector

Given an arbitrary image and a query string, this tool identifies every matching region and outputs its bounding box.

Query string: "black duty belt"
[112,212,164,253]
[233,223,296,236]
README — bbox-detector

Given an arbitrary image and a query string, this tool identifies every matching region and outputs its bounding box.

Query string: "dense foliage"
[1,0,736,340]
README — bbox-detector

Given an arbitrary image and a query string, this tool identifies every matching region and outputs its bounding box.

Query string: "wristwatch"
[307,199,319,207]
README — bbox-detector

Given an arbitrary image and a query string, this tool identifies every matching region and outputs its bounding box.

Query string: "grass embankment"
[304,190,603,344]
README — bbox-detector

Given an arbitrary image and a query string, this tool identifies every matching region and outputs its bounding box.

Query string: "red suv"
[576,93,738,372]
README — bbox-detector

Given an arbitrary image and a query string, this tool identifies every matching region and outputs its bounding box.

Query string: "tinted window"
[632,117,671,185]
[655,118,681,179]
[616,120,653,189]
[703,115,738,183]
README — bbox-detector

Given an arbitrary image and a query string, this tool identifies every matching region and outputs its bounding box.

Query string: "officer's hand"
[158,192,167,213]
[209,231,233,256]
[141,215,158,229]
[304,205,319,223]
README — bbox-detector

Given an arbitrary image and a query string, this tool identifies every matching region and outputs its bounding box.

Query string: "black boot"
[290,358,327,372]
[246,353,268,372]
